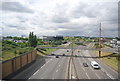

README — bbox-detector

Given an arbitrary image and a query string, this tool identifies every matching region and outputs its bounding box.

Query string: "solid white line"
[33,70,39,75]
[41,64,45,68]
[59,65,60,67]
[29,77,31,79]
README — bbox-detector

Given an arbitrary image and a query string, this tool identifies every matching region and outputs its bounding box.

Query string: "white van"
[91,61,100,69]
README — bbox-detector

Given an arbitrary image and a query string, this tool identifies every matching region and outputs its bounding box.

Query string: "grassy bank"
[37,45,57,56]
[69,43,78,47]
[2,47,34,61]
[93,51,119,71]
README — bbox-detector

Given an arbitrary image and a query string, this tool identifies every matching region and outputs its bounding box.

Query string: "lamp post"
[99,23,102,57]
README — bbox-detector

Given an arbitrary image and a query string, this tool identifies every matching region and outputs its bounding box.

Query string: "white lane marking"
[79,60,85,71]
[46,60,49,63]
[86,49,116,79]
[41,64,45,68]
[101,68,115,79]
[90,67,94,72]
[82,66,85,71]
[52,57,65,79]
[52,77,54,81]
[29,77,31,79]
[41,77,44,79]
[79,51,100,79]
[89,67,100,79]
[41,58,53,69]
[86,73,90,79]
[59,65,60,67]
[77,52,86,72]
[106,73,115,79]
[56,70,58,72]
[33,70,39,75]
[95,73,101,79]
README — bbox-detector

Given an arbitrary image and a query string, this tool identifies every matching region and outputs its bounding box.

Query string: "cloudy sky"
[0,0,119,37]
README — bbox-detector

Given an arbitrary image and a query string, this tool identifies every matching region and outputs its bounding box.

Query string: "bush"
[19,52,23,54]
[116,57,120,61]
[94,43,99,48]
[40,48,47,51]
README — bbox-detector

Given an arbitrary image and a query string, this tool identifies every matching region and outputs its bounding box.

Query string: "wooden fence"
[2,50,37,79]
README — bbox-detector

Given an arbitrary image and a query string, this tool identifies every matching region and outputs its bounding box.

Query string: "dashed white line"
[33,70,39,75]
[52,77,54,81]
[79,62,85,71]
[82,67,85,71]
[41,77,44,79]
[56,70,58,72]
[86,73,90,79]
[90,67,94,71]
[101,68,115,79]
[95,73,101,79]
[59,65,60,67]
[106,73,115,79]
[47,61,49,63]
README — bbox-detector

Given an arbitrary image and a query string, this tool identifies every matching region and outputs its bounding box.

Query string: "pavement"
[10,43,119,80]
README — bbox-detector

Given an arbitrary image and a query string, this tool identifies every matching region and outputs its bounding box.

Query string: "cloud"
[1,2,33,13]
[71,2,96,18]
[52,16,69,23]
[0,0,119,37]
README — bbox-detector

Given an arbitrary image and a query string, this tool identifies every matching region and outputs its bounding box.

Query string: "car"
[67,50,69,52]
[51,53,55,55]
[63,54,65,56]
[56,55,59,58]
[83,63,88,67]
[91,61,100,69]
[75,55,77,57]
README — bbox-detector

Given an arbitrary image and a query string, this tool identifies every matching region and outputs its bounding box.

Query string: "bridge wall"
[2,50,37,79]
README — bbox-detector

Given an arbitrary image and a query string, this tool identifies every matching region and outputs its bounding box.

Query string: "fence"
[2,50,37,79]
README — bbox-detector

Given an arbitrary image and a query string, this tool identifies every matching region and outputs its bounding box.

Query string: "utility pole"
[99,23,101,57]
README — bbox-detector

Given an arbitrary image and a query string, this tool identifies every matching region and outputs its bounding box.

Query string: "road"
[11,44,118,80]
[12,49,71,79]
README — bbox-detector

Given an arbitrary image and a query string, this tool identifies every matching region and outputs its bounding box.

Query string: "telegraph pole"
[99,23,101,57]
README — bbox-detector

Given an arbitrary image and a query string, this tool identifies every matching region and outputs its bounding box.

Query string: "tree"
[28,32,38,47]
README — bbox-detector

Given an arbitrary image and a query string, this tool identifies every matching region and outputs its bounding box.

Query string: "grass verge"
[93,51,119,72]
[2,47,34,61]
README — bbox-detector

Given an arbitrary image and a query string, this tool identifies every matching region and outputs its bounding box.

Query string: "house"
[43,36,64,42]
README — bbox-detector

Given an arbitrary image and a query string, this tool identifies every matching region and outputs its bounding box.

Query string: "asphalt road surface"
[11,44,118,79]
